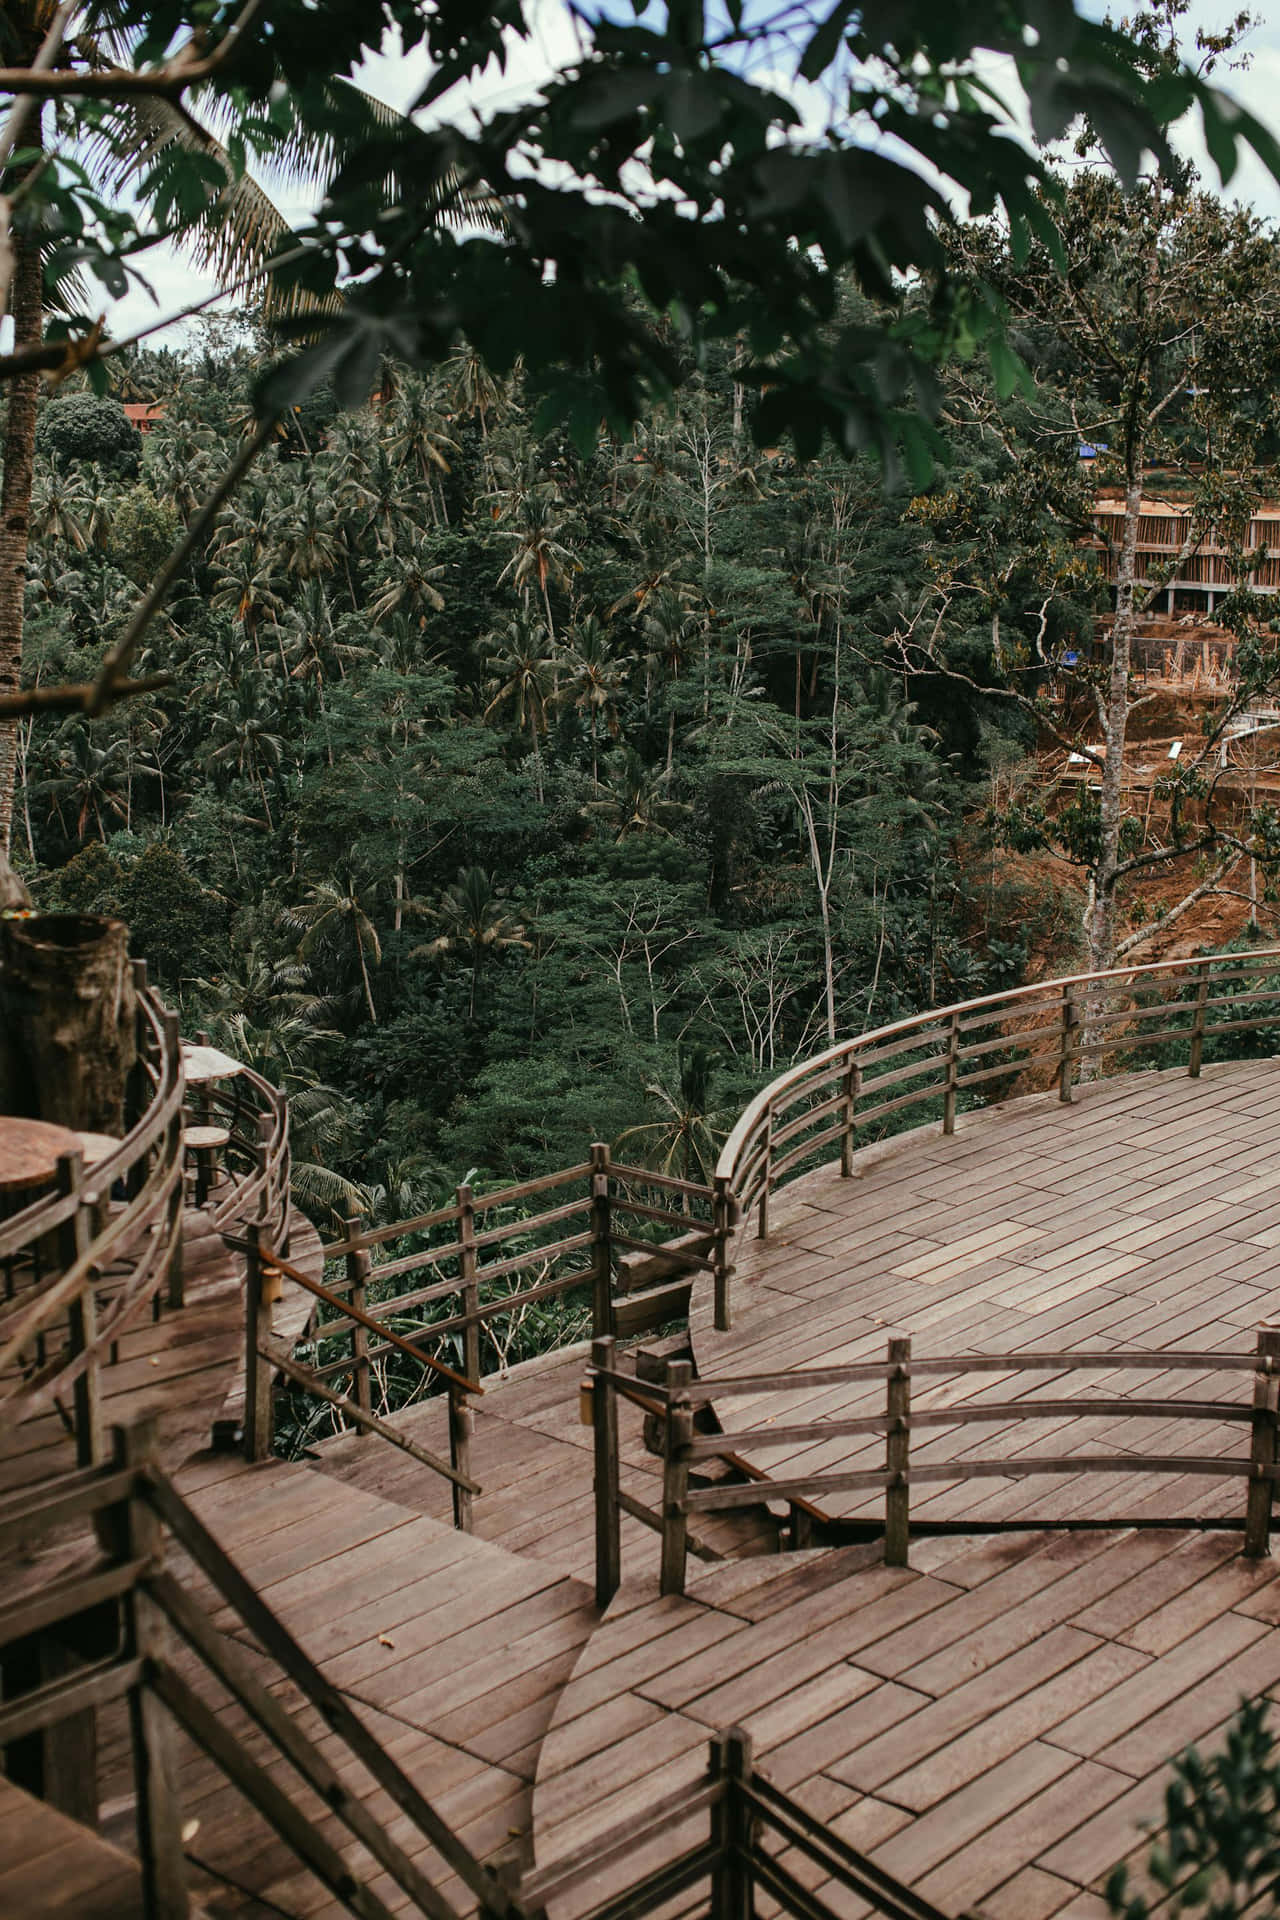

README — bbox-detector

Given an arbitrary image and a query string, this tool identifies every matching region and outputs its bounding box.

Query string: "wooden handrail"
[614,1328,1280,1594]
[0,980,186,1451]
[263,1247,482,1396]
[711,945,1280,1327]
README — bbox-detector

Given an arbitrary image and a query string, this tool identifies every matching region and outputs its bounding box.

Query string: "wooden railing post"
[449,1385,475,1534]
[591,1334,621,1608]
[712,1175,734,1333]
[162,1008,185,1308]
[57,1151,103,1470]
[344,1215,373,1433]
[840,1054,860,1178]
[1059,986,1078,1104]
[243,1224,275,1464]
[660,1358,693,1597]
[589,1143,614,1337]
[709,1726,754,1920]
[1189,959,1211,1078]
[757,1107,773,1240]
[884,1336,911,1567]
[457,1184,481,1387]
[1245,1326,1280,1558]
[125,958,150,1146]
[943,1012,961,1135]
[117,1415,192,1918]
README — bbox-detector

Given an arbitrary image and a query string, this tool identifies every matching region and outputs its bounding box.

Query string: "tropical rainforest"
[7,0,1280,1233]
[14,307,1093,1224]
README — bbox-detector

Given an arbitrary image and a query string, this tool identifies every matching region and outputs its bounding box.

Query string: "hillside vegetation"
[19,325,1075,1222]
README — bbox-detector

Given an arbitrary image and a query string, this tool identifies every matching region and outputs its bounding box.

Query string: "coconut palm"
[30,468,89,554]
[36,722,136,842]
[205,675,286,828]
[412,867,531,1019]
[210,547,287,663]
[591,748,689,840]
[344,442,433,558]
[388,376,459,513]
[286,878,383,1025]
[618,1044,726,1190]
[559,613,625,790]
[367,533,447,629]
[482,613,556,799]
[496,490,580,646]
[269,484,344,582]
[641,586,700,780]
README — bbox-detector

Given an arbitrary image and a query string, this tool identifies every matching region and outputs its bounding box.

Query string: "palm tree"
[147,415,219,522]
[210,547,286,663]
[269,484,344,582]
[367,533,447,629]
[30,467,89,554]
[388,376,459,521]
[205,675,286,828]
[36,722,135,842]
[640,586,699,780]
[496,490,580,646]
[342,441,432,557]
[591,748,689,839]
[618,1044,725,1191]
[412,867,530,1018]
[559,613,625,791]
[287,878,383,1025]
[482,614,556,801]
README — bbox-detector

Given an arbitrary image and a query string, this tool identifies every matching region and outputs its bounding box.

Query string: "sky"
[97,0,1280,350]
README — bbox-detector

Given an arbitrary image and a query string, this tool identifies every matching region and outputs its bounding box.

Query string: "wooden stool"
[183,1124,230,1207]
[71,1130,121,1245]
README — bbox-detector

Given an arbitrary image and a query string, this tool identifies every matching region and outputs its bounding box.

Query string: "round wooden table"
[181,1043,245,1085]
[72,1131,121,1168]
[0,1116,82,1196]
[0,1117,85,1290]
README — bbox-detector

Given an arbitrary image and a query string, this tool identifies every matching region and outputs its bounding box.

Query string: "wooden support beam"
[592,1335,621,1609]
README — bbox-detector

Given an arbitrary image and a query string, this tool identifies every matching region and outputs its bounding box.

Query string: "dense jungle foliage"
[16,320,1100,1225]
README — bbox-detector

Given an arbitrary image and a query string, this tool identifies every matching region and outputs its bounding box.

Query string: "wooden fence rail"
[0,975,294,1480]
[0,963,185,1468]
[588,1328,1280,1602]
[714,945,1280,1331]
[0,1425,970,1920]
[249,1148,724,1521]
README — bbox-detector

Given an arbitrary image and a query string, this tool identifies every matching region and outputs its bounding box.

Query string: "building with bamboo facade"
[1091,490,1280,616]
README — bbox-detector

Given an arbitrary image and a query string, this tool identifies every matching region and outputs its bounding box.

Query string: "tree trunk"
[0,204,44,855]
[0,915,137,1131]
[1086,445,1144,978]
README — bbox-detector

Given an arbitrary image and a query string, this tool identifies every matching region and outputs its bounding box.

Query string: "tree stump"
[0,914,136,1130]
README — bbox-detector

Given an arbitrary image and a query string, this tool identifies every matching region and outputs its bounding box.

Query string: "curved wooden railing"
[205,1061,291,1249]
[0,961,185,1467]
[250,1153,723,1528]
[711,945,1280,1329]
[0,979,295,1477]
[587,1328,1280,1604]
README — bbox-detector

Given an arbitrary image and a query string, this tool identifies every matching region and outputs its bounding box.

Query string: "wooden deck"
[0,1775,214,1919]
[1,1202,321,1501]
[90,1451,600,1917]
[533,1529,1280,1919]
[313,1342,776,1586]
[11,1055,1280,1918]
[690,1059,1280,1529]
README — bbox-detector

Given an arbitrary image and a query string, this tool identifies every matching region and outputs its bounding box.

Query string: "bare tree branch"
[0,673,172,719]
[0,0,264,99]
